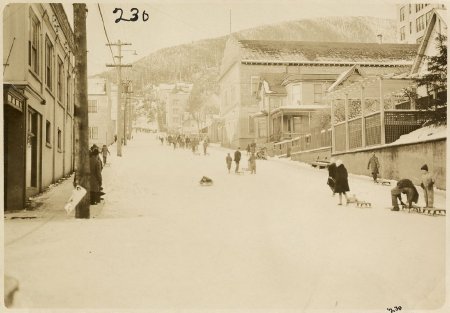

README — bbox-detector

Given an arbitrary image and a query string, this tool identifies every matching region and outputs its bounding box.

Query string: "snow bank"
[391,125,447,145]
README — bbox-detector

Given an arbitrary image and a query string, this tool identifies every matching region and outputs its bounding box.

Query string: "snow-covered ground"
[391,125,446,145]
[4,132,447,311]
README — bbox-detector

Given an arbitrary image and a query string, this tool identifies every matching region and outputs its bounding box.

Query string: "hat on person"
[421,164,428,171]
[336,159,343,167]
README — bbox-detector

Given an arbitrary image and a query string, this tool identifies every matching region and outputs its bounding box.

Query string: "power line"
[97,4,116,65]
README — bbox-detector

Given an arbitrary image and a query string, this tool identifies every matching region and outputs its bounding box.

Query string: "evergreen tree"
[415,34,447,125]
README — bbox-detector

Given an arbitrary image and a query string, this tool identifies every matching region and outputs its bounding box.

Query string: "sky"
[61,0,397,76]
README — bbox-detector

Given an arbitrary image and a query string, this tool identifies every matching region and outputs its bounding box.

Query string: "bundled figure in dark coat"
[234,148,241,173]
[367,152,380,182]
[90,149,103,205]
[334,159,350,205]
[327,158,337,195]
[391,178,419,211]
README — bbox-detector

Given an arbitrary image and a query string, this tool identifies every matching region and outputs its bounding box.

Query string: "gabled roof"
[411,8,447,74]
[328,65,367,92]
[259,73,287,95]
[237,39,419,65]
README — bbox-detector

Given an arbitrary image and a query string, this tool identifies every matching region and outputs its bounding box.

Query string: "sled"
[421,207,446,216]
[375,179,391,186]
[199,176,213,186]
[401,204,421,213]
[356,200,372,208]
[64,185,87,214]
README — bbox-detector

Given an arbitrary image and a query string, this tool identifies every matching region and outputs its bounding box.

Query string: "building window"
[409,4,411,14]
[416,4,426,12]
[88,99,98,113]
[89,127,98,140]
[46,120,51,145]
[410,21,413,34]
[400,6,405,22]
[57,128,62,150]
[400,26,406,41]
[416,15,426,32]
[45,37,53,89]
[314,84,322,104]
[292,84,301,105]
[57,58,64,102]
[250,76,260,96]
[29,12,40,75]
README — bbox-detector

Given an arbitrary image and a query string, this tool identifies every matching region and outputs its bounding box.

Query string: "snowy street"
[4,132,446,310]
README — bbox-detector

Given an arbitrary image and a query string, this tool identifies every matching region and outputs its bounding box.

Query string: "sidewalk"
[4,174,104,221]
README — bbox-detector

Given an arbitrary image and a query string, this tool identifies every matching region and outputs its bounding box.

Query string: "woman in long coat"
[327,158,337,195]
[335,159,350,205]
[90,149,103,205]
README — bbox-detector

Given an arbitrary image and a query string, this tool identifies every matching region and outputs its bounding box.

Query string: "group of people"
[89,144,110,205]
[225,147,257,174]
[159,134,209,155]
[326,152,436,210]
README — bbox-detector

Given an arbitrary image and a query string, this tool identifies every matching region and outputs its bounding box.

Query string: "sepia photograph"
[2,0,448,311]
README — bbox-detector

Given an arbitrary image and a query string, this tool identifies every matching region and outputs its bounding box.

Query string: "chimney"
[377,34,383,44]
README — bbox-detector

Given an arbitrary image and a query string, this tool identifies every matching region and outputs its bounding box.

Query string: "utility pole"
[123,81,128,145]
[106,40,132,156]
[73,3,90,218]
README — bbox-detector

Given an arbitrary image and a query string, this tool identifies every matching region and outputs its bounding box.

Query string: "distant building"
[154,82,193,133]
[396,3,446,44]
[3,3,75,210]
[410,8,447,99]
[88,78,116,147]
[219,36,419,148]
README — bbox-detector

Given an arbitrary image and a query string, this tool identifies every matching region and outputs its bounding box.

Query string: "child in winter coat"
[420,164,435,208]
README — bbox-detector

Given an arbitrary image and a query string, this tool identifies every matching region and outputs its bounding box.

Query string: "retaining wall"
[332,138,446,190]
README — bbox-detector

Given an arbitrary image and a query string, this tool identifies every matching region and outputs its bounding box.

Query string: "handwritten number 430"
[387,306,402,313]
[113,8,149,23]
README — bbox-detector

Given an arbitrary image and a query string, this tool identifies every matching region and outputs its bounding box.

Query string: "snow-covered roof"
[236,39,419,65]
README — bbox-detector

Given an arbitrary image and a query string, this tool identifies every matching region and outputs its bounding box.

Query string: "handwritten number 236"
[113,8,149,23]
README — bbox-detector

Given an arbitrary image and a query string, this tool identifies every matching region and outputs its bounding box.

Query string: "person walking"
[234,147,241,173]
[203,139,208,155]
[249,152,256,174]
[420,164,435,208]
[89,149,103,205]
[335,159,350,205]
[367,152,380,182]
[101,144,110,165]
[391,178,419,211]
[226,153,232,173]
[246,144,251,156]
[327,158,337,195]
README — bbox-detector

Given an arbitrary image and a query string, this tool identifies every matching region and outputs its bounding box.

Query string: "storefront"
[3,85,27,211]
